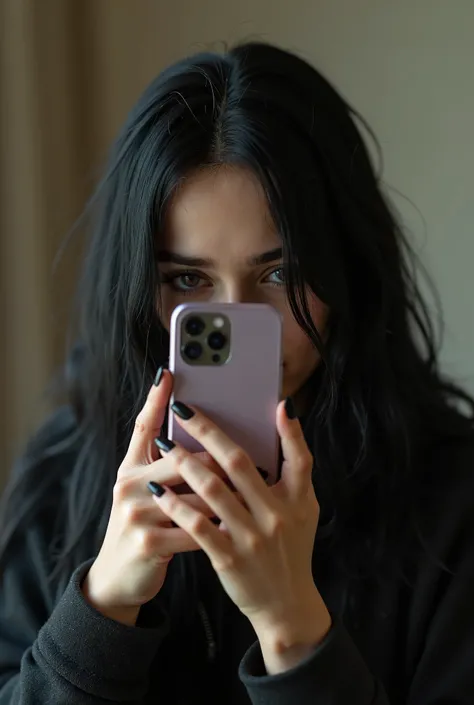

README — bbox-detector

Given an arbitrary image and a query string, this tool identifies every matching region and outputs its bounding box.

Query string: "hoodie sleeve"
[239,619,389,705]
[0,530,169,705]
[239,438,474,705]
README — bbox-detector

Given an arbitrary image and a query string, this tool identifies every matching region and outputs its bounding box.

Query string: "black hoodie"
[1,407,474,704]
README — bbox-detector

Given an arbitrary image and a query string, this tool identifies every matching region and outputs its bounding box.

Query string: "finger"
[276,398,313,498]
[155,441,256,538]
[133,492,230,524]
[151,486,232,563]
[125,368,173,467]
[145,451,227,488]
[142,450,231,497]
[169,402,273,518]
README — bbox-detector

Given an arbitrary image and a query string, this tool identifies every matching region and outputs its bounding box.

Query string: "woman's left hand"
[150,398,332,673]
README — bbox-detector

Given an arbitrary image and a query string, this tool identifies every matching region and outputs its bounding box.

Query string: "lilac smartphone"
[168,303,282,485]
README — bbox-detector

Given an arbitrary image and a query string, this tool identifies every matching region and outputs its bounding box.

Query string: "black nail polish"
[147,481,166,497]
[285,397,296,420]
[171,401,195,420]
[154,366,165,386]
[256,467,269,481]
[154,436,176,453]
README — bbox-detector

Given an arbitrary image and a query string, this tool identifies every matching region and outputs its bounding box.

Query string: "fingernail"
[147,481,166,497]
[171,401,195,420]
[154,366,165,386]
[256,467,269,480]
[285,397,296,420]
[154,436,176,453]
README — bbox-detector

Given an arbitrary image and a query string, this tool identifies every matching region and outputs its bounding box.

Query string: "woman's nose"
[219,285,261,305]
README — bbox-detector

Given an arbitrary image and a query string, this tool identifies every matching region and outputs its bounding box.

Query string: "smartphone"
[168,303,282,486]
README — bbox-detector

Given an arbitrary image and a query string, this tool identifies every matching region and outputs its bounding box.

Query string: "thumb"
[125,368,173,467]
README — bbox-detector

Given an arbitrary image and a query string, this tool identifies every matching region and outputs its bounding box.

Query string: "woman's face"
[158,166,328,401]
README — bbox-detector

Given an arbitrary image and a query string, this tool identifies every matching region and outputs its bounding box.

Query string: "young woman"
[0,41,473,705]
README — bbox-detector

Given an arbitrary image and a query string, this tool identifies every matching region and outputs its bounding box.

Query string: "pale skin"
[158,165,328,403]
[83,165,331,675]
[153,394,332,674]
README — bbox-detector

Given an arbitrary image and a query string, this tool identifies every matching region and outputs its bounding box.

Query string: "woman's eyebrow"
[158,252,211,266]
[158,247,283,267]
[250,247,283,266]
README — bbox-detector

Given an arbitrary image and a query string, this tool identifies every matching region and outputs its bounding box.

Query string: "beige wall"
[1,0,473,480]
[90,0,474,390]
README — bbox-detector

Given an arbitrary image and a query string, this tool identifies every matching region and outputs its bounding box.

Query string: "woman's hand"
[149,398,332,672]
[82,369,228,626]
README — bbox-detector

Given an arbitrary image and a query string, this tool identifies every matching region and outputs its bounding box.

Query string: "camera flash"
[213,316,225,328]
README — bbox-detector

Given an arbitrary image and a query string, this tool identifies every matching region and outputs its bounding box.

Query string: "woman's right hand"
[82,369,223,625]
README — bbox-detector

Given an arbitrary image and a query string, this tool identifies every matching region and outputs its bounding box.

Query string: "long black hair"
[1,41,473,594]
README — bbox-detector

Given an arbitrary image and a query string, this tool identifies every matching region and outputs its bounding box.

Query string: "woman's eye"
[263,267,286,285]
[176,274,202,290]
[162,271,210,292]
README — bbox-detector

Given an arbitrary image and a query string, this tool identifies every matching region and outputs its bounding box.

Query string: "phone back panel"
[168,303,282,485]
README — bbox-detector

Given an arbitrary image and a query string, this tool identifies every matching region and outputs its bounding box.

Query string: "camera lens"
[185,317,205,336]
[208,331,226,351]
[183,341,203,360]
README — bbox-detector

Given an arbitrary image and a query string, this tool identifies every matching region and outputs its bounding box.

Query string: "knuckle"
[134,412,148,435]
[173,451,189,473]
[195,420,212,439]
[189,513,209,535]
[227,448,249,473]
[135,527,158,557]
[116,464,130,481]
[268,513,286,537]
[212,552,238,573]
[165,493,180,514]
[113,476,134,502]
[122,501,143,525]
[200,475,222,499]
[245,532,265,554]
[294,451,312,473]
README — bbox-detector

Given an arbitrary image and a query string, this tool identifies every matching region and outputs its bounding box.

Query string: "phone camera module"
[185,317,205,336]
[183,341,203,361]
[207,331,226,351]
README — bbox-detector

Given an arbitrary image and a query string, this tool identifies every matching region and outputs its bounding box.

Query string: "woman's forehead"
[161,167,280,263]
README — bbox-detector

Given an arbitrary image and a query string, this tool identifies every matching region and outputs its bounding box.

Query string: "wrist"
[252,590,332,675]
[81,571,140,627]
